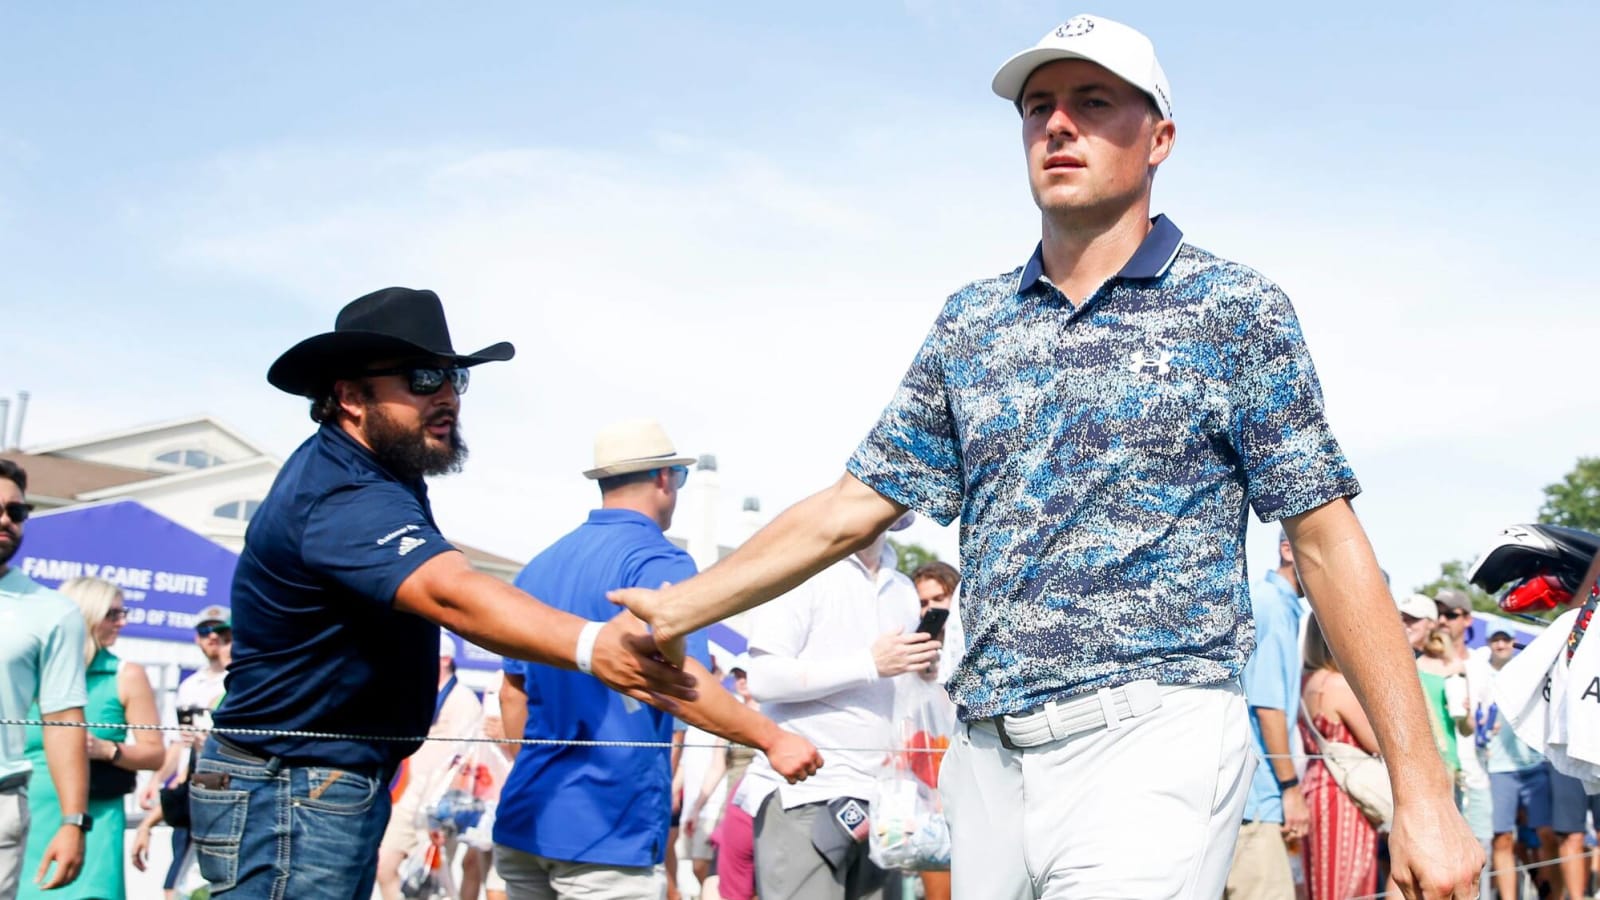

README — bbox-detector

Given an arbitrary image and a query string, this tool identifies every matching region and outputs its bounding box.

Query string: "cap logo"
[1054,16,1096,39]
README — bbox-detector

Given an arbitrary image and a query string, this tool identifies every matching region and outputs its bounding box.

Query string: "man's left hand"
[609,584,687,664]
[1387,794,1484,899]
[1280,785,1310,842]
[763,730,824,784]
[35,825,84,890]
[588,611,697,712]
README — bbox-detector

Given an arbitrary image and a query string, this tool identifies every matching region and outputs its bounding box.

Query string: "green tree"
[887,539,939,577]
[1413,559,1500,616]
[1538,457,1600,533]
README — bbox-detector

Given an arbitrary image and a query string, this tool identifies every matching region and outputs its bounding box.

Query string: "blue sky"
[4,2,1598,593]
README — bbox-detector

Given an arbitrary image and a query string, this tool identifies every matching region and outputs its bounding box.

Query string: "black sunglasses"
[362,365,470,396]
[2,502,32,524]
[1441,609,1468,620]
[196,623,232,638]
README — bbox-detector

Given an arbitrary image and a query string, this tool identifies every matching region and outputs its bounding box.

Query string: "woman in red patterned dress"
[1300,616,1381,899]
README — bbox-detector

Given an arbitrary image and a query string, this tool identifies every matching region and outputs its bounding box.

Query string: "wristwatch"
[60,813,93,833]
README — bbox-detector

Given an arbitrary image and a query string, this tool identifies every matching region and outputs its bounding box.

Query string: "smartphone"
[915,607,950,640]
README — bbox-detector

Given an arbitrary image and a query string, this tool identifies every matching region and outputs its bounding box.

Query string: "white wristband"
[575,621,605,675]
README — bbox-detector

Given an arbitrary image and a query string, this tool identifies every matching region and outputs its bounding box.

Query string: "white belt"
[977,679,1165,750]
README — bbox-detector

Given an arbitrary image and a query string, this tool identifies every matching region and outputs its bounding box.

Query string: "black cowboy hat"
[267,287,515,396]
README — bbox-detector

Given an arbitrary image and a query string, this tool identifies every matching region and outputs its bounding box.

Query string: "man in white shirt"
[741,518,938,900]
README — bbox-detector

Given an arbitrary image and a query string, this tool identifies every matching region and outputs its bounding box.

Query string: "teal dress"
[20,648,127,900]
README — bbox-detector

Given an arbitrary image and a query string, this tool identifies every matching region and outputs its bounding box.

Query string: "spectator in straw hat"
[191,289,698,900]
[494,419,821,900]
[612,13,1480,897]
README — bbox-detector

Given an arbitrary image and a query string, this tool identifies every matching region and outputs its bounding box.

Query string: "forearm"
[654,475,902,641]
[401,560,587,668]
[694,744,729,810]
[499,676,527,759]
[1255,708,1298,783]
[746,653,877,704]
[1288,501,1452,801]
[110,737,166,771]
[41,709,88,815]
[669,659,784,752]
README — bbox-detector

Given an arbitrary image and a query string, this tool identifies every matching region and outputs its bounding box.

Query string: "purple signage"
[15,500,239,641]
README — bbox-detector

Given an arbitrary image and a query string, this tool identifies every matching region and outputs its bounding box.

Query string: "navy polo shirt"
[214,424,454,768]
[849,216,1361,720]
[493,509,711,868]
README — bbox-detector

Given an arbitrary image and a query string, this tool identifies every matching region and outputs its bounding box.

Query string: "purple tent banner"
[15,500,240,641]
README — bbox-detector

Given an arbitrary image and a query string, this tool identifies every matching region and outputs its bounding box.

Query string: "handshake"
[583,587,823,784]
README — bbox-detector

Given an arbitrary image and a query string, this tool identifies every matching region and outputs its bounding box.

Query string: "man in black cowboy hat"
[189,287,698,900]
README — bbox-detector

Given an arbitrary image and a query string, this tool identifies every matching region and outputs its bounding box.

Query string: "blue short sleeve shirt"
[1241,570,1307,823]
[214,424,455,768]
[848,217,1360,719]
[493,509,711,868]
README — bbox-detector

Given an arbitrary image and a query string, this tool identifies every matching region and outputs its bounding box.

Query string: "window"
[155,448,224,469]
[212,499,261,522]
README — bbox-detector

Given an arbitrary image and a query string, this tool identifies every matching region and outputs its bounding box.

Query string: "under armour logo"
[1128,349,1172,375]
[397,536,427,557]
[1055,15,1095,38]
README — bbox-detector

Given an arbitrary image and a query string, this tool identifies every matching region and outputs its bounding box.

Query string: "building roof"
[25,414,272,458]
[456,542,521,569]
[0,450,158,502]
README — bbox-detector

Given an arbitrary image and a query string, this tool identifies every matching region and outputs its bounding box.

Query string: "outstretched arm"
[612,473,905,648]
[396,551,697,709]
[669,657,821,783]
[1286,498,1481,899]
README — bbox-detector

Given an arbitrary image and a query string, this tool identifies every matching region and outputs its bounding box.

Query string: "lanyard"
[433,675,457,726]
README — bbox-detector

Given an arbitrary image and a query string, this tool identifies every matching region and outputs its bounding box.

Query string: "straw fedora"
[584,419,696,480]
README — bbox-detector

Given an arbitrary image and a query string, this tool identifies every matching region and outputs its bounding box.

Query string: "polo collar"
[587,508,662,530]
[1018,214,1185,292]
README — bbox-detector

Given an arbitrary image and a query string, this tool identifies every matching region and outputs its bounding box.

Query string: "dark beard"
[363,402,468,480]
[0,528,19,569]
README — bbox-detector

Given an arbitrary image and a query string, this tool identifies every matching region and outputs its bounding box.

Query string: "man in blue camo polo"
[613,13,1482,900]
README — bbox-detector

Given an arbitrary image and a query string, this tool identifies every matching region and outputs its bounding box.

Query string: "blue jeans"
[188,738,392,899]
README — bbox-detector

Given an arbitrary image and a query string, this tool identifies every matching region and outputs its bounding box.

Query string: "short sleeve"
[631,551,711,669]
[847,315,964,526]
[1227,283,1361,521]
[38,603,87,715]
[302,483,455,604]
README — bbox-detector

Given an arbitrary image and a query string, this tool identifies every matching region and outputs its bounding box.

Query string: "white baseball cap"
[1396,593,1438,621]
[991,14,1173,120]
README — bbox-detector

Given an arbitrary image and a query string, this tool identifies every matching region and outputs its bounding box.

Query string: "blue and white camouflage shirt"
[847,216,1360,720]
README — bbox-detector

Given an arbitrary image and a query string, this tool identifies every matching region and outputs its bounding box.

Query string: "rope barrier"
[1344,845,1593,896]
[0,718,1401,760]
[0,718,931,753]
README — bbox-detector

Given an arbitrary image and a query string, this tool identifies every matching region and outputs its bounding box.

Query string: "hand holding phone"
[915,607,950,640]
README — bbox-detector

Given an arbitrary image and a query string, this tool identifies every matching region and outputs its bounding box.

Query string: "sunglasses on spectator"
[1,502,33,524]
[106,608,128,623]
[196,623,232,637]
[661,465,689,490]
[1441,609,1468,620]
[362,365,470,397]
